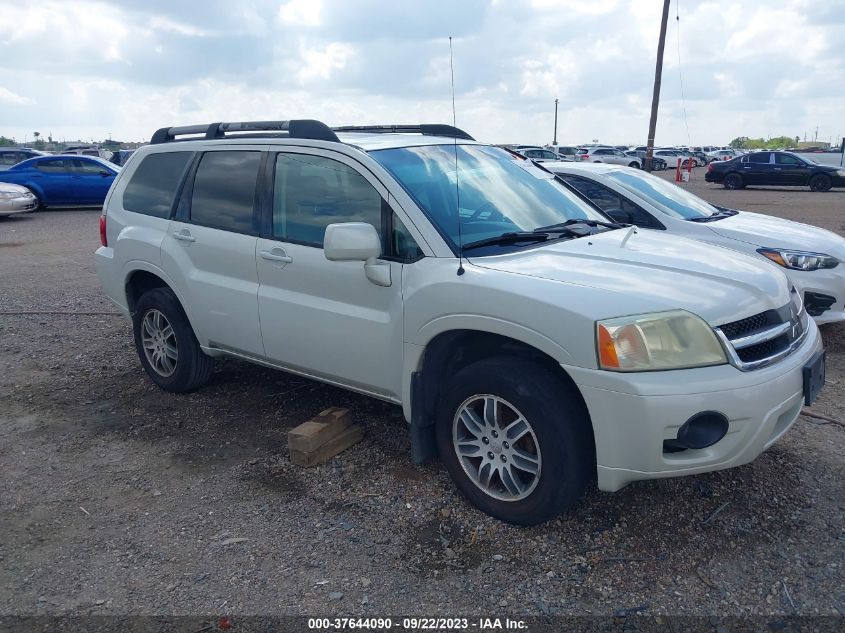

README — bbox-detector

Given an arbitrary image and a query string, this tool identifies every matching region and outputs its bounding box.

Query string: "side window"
[35,159,70,173]
[541,151,558,160]
[0,152,17,166]
[123,151,193,218]
[190,151,261,233]
[74,159,107,174]
[392,214,423,261]
[273,153,382,247]
[749,153,771,164]
[775,153,801,166]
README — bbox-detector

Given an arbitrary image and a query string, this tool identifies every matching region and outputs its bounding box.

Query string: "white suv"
[96,120,824,525]
[576,146,641,168]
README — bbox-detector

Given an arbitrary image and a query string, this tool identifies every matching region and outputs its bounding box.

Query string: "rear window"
[123,152,192,218]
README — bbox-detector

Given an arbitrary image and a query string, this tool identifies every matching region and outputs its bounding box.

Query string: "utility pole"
[553,98,559,145]
[644,0,671,172]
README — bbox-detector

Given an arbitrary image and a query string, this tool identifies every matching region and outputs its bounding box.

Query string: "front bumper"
[0,195,37,215]
[565,318,823,492]
[786,266,845,325]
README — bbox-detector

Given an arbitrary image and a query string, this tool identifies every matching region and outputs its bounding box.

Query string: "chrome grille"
[715,292,808,371]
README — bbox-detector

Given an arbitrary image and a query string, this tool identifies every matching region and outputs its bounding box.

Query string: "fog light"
[675,411,729,449]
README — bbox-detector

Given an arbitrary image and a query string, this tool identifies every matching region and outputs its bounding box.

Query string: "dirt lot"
[1,178,843,620]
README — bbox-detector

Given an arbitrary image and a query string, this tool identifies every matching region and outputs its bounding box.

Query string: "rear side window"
[189,151,261,233]
[35,159,71,173]
[123,152,192,218]
[749,153,771,164]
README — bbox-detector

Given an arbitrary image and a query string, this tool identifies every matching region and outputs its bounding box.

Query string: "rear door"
[742,152,773,185]
[161,148,265,357]
[31,158,76,204]
[71,158,116,204]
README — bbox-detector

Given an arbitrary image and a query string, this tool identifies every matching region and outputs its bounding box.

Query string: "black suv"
[706,151,845,191]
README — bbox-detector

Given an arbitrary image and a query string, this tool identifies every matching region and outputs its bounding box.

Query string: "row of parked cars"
[509,143,743,172]
[87,120,841,524]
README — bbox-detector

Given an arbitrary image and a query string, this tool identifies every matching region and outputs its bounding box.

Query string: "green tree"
[0,136,15,147]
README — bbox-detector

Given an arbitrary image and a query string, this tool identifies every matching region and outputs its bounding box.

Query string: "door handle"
[260,249,293,263]
[774,167,782,171]
[173,230,195,243]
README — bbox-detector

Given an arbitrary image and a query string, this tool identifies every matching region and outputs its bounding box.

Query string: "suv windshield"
[370,144,609,252]
[606,169,719,219]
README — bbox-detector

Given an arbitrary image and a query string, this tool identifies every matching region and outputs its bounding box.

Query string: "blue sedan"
[0,155,119,208]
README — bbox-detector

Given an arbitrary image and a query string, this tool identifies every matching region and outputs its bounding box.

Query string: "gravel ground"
[0,185,843,620]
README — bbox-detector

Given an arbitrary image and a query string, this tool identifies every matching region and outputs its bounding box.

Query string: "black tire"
[723,173,744,190]
[132,287,213,392]
[809,174,832,192]
[628,161,640,169]
[435,357,594,525]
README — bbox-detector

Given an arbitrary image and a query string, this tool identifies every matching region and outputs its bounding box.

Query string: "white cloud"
[0,86,34,105]
[296,42,356,82]
[278,0,322,26]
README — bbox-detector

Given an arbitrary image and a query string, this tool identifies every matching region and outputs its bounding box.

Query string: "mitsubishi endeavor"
[95,120,825,525]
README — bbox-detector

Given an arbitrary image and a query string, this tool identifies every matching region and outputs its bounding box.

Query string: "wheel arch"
[123,265,206,346]
[409,328,595,466]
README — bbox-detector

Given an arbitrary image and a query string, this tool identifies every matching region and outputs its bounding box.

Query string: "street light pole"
[553,98,559,145]
[644,0,671,172]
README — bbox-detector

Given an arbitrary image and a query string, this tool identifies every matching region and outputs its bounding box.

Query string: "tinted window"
[524,150,540,158]
[0,152,18,166]
[273,153,382,247]
[75,159,109,174]
[35,159,70,173]
[749,153,771,164]
[540,151,558,159]
[607,169,719,220]
[392,214,423,261]
[775,153,803,165]
[123,151,192,218]
[190,151,260,233]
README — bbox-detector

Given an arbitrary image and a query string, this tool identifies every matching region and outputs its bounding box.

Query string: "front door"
[160,148,265,357]
[774,153,809,185]
[256,149,405,400]
[71,158,116,204]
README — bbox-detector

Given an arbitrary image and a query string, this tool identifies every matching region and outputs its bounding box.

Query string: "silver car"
[0,182,38,216]
[576,146,642,168]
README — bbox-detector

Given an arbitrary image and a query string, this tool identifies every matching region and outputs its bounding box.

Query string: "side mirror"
[324,222,391,287]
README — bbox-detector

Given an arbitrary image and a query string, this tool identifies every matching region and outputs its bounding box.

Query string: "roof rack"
[332,124,475,141]
[150,120,340,144]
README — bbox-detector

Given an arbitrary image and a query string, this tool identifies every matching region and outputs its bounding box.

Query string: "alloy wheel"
[141,309,178,377]
[452,395,542,502]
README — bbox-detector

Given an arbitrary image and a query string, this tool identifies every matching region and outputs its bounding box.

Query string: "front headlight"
[0,191,18,199]
[596,310,726,371]
[757,248,839,271]
[836,169,845,177]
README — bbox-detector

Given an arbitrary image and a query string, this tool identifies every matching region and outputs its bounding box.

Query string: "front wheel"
[435,358,594,525]
[809,174,832,192]
[723,173,744,190]
[132,287,213,392]
[628,161,640,168]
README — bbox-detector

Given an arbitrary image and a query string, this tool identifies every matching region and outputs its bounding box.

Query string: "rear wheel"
[809,174,832,192]
[132,287,213,392]
[435,357,593,525]
[628,161,640,168]
[723,173,744,190]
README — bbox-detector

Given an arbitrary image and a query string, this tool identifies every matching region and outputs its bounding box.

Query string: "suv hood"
[468,228,791,326]
[706,211,845,258]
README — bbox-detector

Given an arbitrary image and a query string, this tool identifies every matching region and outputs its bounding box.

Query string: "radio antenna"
[449,36,465,276]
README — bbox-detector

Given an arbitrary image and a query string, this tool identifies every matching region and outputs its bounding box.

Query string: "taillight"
[706,162,714,173]
[99,215,107,247]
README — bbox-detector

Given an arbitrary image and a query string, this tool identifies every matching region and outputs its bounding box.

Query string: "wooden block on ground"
[288,407,351,453]
[290,425,364,467]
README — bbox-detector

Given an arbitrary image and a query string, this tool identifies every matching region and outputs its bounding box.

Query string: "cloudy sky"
[1,0,843,146]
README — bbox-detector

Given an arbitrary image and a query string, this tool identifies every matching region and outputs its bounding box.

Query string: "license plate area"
[802,350,826,406]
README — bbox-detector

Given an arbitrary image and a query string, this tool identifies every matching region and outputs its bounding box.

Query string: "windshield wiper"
[462,232,552,251]
[686,208,739,223]
[534,218,625,232]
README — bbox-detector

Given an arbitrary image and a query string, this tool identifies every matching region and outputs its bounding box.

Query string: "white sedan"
[547,162,845,324]
[0,182,38,216]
